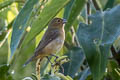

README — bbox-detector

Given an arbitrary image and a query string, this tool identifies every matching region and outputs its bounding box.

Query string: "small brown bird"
[24,18,67,66]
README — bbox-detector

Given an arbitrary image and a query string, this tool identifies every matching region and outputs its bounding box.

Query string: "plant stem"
[36,59,41,80]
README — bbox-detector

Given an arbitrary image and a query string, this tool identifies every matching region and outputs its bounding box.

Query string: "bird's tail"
[23,56,35,67]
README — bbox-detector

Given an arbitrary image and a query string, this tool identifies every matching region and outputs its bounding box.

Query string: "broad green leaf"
[104,0,115,10]
[10,0,38,61]
[0,0,14,10]
[63,0,84,46]
[63,0,74,19]
[0,64,13,80]
[101,6,120,45]
[0,7,10,42]
[0,42,8,64]
[56,8,64,18]
[62,47,84,78]
[99,0,108,9]
[77,12,105,80]
[114,0,120,5]
[21,0,70,48]
[77,5,120,80]
[9,40,36,80]
[79,68,91,80]
[65,0,87,31]
[0,31,6,41]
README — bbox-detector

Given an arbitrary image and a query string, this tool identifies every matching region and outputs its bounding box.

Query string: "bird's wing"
[23,29,60,66]
[34,29,60,56]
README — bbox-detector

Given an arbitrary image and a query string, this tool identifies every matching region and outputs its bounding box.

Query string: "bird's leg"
[51,54,59,58]
[46,56,54,66]
[52,55,64,73]
[54,61,64,73]
[53,56,69,73]
[51,54,59,62]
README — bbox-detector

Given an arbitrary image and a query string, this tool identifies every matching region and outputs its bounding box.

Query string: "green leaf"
[77,5,120,80]
[104,0,115,10]
[0,0,14,10]
[21,0,70,48]
[0,64,13,80]
[10,0,38,61]
[10,40,36,80]
[62,47,84,78]
[79,68,91,80]
[63,0,74,19]
[0,41,8,64]
[101,6,120,45]
[65,0,87,31]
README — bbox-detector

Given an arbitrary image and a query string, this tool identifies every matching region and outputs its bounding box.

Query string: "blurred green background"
[0,0,120,80]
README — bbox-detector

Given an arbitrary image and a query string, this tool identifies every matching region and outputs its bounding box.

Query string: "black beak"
[63,19,67,24]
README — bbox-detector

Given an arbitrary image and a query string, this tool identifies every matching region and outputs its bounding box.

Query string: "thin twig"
[70,26,80,47]
[86,1,91,24]
[36,59,41,80]
[91,0,102,11]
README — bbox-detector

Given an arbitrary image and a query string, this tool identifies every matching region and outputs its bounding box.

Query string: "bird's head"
[48,18,67,29]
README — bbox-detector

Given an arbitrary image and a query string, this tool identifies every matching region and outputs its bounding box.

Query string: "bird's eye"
[57,19,61,23]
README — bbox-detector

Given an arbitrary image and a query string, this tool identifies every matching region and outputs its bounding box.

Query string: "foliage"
[0,0,120,80]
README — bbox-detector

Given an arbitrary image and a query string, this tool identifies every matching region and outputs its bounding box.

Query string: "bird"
[23,18,67,67]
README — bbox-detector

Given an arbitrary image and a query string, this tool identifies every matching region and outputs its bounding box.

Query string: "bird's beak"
[62,19,67,24]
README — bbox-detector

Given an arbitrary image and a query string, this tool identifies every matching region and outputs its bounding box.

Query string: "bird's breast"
[43,36,65,55]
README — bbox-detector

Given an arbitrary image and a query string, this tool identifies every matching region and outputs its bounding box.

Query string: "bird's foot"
[46,56,54,66]
[51,54,59,62]
[54,62,64,73]
[53,56,70,73]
